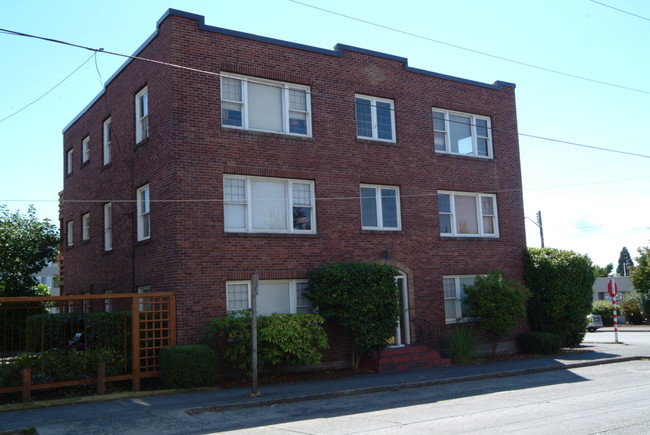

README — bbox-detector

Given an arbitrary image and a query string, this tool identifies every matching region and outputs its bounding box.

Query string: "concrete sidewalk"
[1,337,649,434]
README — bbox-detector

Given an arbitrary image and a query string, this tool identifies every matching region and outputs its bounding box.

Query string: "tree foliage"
[0,206,59,297]
[524,248,595,347]
[630,245,650,294]
[593,263,613,278]
[463,270,530,356]
[616,247,634,277]
[620,293,647,325]
[306,261,399,369]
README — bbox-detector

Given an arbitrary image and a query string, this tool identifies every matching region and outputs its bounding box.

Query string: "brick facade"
[61,10,527,358]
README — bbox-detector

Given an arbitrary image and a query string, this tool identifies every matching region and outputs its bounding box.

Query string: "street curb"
[187,356,647,415]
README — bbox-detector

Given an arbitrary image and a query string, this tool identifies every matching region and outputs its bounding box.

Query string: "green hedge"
[591,300,614,326]
[160,345,217,388]
[517,332,562,354]
[25,312,131,354]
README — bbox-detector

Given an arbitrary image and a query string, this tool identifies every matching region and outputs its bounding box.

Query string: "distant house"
[33,262,60,297]
[60,9,527,363]
[593,276,635,302]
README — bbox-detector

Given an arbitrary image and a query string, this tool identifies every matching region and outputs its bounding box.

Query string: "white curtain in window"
[248,82,282,132]
[252,180,287,230]
[257,282,291,315]
[454,195,478,234]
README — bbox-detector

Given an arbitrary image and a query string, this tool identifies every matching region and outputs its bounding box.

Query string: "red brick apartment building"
[61,9,527,359]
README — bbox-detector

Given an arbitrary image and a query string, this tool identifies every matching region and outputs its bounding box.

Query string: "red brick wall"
[61,12,527,351]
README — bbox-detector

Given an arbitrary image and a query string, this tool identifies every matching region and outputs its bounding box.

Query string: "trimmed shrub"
[524,248,595,347]
[444,324,476,364]
[160,345,217,388]
[591,300,614,326]
[620,293,646,325]
[205,311,329,376]
[306,261,399,369]
[517,332,562,354]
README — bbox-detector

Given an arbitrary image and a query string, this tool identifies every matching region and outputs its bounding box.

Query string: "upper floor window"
[433,109,492,158]
[355,95,395,142]
[104,203,112,251]
[224,175,315,234]
[443,275,477,323]
[136,184,150,241]
[226,280,309,315]
[360,184,401,230]
[135,87,149,143]
[82,213,90,241]
[66,220,74,247]
[81,136,90,164]
[103,118,112,166]
[66,149,74,175]
[221,74,311,136]
[438,191,498,237]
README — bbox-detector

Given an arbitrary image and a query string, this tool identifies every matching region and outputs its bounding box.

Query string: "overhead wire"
[589,0,650,22]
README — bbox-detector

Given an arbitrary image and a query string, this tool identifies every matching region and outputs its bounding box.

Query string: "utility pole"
[536,211,545,248]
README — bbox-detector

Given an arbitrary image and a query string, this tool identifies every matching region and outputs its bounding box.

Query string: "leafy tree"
[630,245,650,294]
[616,247,634,276]
[306,261,399,369]
[593,263,613,278]
[524,248,595,347]
[463,270,530,356]
[0,206,60,297]
[620,292,646,325]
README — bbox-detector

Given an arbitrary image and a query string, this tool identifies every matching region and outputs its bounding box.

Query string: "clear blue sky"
[1,0,648,267]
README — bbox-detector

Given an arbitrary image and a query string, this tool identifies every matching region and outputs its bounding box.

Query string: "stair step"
[361,345,452,372]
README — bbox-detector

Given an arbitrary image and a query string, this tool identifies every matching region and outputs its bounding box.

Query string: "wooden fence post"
[132,295,141,392]
[97,361,106,394]
[22,368,31,402]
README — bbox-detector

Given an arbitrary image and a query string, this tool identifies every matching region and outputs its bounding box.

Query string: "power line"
[289,0,650,96]
[589,0,650,22]
[0,53,95,124]
[1,26,649,160]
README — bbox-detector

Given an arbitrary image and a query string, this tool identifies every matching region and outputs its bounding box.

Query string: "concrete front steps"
[361,344,452,372]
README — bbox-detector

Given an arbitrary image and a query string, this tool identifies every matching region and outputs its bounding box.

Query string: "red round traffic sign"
[607,279,618,298]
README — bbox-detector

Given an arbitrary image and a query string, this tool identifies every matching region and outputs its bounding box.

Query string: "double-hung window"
[438,191,498,237]
[221,74,311,136]
[360,184,401,230]
[81,136,90,164]
[66,221,74,247]
[135,87,149,143]
[103,118,112,166]
[226,280,310,315]
[136,184,150,241]
[104,203,112,251]
[433,109,492,158]
[66,149,74,175]
[82,213,90,241]
[355,95,395,142]
[224,175,315,234]
[443,275,477,323]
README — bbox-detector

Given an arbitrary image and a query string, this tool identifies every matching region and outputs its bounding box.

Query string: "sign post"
[608,279,619,343]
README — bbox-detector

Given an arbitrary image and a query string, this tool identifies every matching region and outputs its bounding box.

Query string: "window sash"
[439,191,498,237]
[103,118,112,166]
[104,203,112,251]
[355,95,395,142]
[360,185,401,230]
[137,185,150,240]
[432,109,492,158]
[82,137,90,163]
[226,280,308,314]
[224,175,315,234]
[443,275,477,323]
[221,74,311,136]
[135,87,149,142]
[82,213,90,240]
[66,150,73,174]
[67,221,74,247]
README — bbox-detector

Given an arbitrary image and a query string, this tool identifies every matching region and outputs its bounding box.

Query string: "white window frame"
[135,87,149,143]
[223,175,316,234]
[443,275,478,323]
[66,149,74,174]
[136,184,150,241]
[104,203,112,251]
[81,136,90,164]
[438,191,498,238]
[104,290,113,313]
[355,94,396,142]
[226,280,309,314]
[66,220,74,247]
[103,117,112,166]
[221,74,312,137]
[137,285,151,312]
[360,184,401,231]
[432,109,492,158]
[82,213,90,241]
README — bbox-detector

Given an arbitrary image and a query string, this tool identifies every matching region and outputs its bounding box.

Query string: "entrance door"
[390,273,410,347]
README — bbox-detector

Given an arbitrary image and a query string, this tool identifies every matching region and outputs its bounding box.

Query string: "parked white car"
[586,314,604,332]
